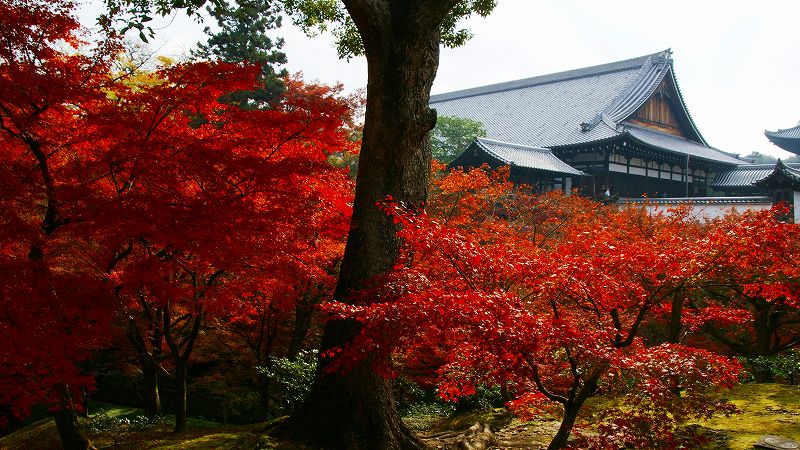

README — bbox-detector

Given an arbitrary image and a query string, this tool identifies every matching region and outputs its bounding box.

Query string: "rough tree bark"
[296,1,460,449]
[54,389,95,450]
[546,375,599,450]
[163,303,203,433]
[126,315,165,416]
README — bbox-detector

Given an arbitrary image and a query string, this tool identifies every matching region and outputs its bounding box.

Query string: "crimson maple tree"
[1,0,356,443]
[326,167,742,449]
[85,64,355,432]
[686,208,800,381]
[0,0,124,446]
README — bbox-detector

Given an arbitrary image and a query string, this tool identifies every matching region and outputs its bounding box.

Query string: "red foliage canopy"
[326,168,744,449]
[0,0,355,425]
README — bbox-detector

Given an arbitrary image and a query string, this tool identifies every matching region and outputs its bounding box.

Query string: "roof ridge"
[585,50,672,131]
[430,50,669,104]
[766,122,800,134]
[476,137,550,152]
[734,163,800,169]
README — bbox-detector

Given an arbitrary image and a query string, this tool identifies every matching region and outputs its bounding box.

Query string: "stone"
[755,435,800,450]
[448,422,497,450]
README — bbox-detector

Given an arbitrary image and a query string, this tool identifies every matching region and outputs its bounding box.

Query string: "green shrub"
[257,350,317,412]
[87,412,168,448]
[739,350,800,384]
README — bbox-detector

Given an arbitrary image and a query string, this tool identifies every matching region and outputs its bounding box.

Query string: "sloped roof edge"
[664,62,708,145]
[754,159,800,188]
[587,50,672,130]
[473,138,586,176]
[765,123,800,139]
[477,137,551,153]
[623,125,744,165]
[430,51,663,104]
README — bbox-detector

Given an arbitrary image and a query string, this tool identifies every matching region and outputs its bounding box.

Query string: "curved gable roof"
[471,138,585,176]
[765,122,800,154]
[754,159,800,188]
[431,50,740,165]
[585,50,672,132]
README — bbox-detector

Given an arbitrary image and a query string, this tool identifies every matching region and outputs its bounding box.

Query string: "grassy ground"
[0,401,267,449]
[694,383,800,450]
[410,383,800,449]
[2,384,798,449]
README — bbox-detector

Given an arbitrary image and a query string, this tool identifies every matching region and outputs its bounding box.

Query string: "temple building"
[765,122,800,154]
[705,121,800,220]
[433,50,749,198]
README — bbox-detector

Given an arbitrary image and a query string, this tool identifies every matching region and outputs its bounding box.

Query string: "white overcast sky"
[78,0,800,158]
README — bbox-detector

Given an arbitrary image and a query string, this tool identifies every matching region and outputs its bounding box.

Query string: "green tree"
[103,1,498,448]
[193,0,288,106]
[430,115,486,163]
[742,151,778,164]
[741,151,799,165]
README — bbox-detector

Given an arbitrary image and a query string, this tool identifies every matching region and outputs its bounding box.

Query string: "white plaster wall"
[642,202,774,222]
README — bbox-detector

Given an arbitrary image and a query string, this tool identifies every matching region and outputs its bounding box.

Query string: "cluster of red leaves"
[321,166,800,449]
[0,0,354,423]
[686,208,800,357]
[0,0,122,419]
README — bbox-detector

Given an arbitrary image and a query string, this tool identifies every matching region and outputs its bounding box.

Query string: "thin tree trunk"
[287,295,315,360]
[174,360,188,433]
[259,372,273,419]
[163,301,203,434]
[667,291,683,344]
[547,403,581,450]
[754,304,777,382]
[127,318,163,416]
[546,374,599,450]
[141,357,162,417]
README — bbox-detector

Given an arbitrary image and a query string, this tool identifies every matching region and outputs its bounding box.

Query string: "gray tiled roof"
[625,126,744,165]
[754,160,800,188]
[431,50,744,166]
[711,162,800,188]
[765,123,800,153]
[472,138,586,176]
[766,123,800,140]
[622,196,771,205]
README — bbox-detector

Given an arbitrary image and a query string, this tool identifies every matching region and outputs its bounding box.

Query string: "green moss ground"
[0,402,265,449]
[694,383,800,449]
[2,384,798,449]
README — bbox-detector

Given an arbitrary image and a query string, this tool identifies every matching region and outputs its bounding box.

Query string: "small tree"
[430,116,487,163]
[691,208,800,381]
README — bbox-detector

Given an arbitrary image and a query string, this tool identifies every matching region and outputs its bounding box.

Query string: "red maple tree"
[85,65,355,431]
[326,168,742,449]
[686,208,800,381]
[1,0,356,441]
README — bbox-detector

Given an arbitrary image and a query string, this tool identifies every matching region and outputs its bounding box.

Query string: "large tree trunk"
[296,2,459,449]
[54,389,95,450]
